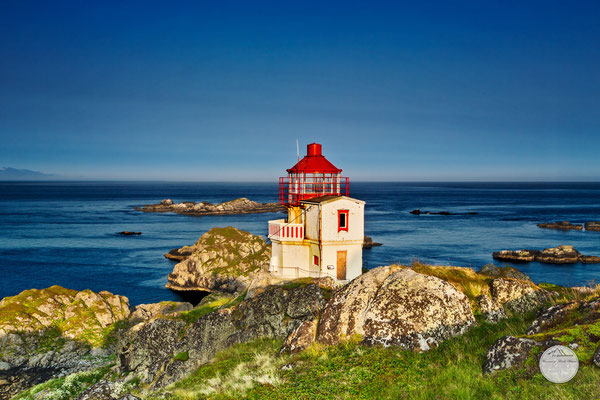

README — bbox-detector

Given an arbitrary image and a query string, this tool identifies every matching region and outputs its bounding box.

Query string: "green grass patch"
[177,292,246,324]
[174,351,190,362]
[13,364,112,400]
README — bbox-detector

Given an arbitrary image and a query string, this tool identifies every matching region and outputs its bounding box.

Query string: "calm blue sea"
[1,181,599,305]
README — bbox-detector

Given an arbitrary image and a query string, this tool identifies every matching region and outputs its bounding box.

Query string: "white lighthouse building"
[268,143,365,282]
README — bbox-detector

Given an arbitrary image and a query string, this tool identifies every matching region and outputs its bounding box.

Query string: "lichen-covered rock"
[477,294,506,323]
[316,266,475,351]
[129,301,193,322]
[166,227,271,294]
[477,264,531,281]
[280,319,318,354]
[117,283,325,388]
[593,345,600,367]
[0,286,129,346]
[490,278,547,313]
[483,336,539,373]
[0,286,129,398]
[526,302,579,335]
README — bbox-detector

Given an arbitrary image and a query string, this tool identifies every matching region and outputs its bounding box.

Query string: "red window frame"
[338,209,349,232]
[313,255,319,265]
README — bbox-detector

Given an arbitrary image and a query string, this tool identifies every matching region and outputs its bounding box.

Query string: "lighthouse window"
[314,255,319,265]
[338,210,349,232]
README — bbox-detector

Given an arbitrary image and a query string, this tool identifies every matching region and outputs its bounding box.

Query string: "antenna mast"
[296,139,300,163]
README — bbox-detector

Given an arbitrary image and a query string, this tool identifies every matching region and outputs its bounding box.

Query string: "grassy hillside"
[148,311,600,400]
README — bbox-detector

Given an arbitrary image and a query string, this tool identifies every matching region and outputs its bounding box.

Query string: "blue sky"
[1,1,599,180]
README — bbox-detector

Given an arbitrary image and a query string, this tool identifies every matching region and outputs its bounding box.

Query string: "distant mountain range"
[0,167,57,180]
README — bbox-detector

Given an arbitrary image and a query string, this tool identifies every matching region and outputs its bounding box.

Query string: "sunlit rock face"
[315,266,476,351]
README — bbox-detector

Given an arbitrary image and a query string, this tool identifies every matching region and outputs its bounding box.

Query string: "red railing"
[279,176,349,205]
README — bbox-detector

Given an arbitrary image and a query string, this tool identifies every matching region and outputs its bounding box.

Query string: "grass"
[409,263,492,302]
[150,310,600,400]
[176,292,246,324]
[13,364,113,400]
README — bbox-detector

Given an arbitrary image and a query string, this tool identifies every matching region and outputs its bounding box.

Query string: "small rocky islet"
[5,227,600,399]
[493,245,600,264]
[134,197,285,216]
[537,220,600,231]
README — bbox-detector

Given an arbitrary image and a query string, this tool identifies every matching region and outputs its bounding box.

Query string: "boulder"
[527,302,579,335]
[593,345,600,367]
[165,227,271,294]
[490,278,548,313]
[280,319,318,354]
[316,266,475,351]
[585,221,600,232]
[477,264,531,281]
[483,336,539,373]
[477,294,506,323]
[537,221,583,231]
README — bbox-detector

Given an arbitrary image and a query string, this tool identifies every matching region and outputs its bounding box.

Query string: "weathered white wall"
[320,198,364,242]
[304,204,320,241]
[320,243,362,281]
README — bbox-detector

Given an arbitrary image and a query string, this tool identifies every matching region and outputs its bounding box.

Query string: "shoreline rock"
[165,227,272,294]
[135,197,285,217]
[537,221,583,231]
[585,221,600,232]
[493,245,600,264]
[363,235,382,248]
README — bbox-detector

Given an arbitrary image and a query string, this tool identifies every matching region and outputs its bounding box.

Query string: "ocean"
[0,181,599,305]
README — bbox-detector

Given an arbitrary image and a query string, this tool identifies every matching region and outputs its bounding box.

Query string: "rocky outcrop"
[166,227,271,294]
[363,235,382,248]
[0,286,130,399]
[483,336,539,373]
[117,231,142,236]
[117,283,326,388]
[315,266,475,351]
[493,245,600,264]
[585,221,600,232]
[135,197,284,216]
[0,286,129,346]
[129,301,193,323]
[477,264,531,281]
[164,247,194,261]
[537,221,583,231]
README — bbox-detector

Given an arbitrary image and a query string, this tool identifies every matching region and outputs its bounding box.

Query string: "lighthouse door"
[336,251,347,280]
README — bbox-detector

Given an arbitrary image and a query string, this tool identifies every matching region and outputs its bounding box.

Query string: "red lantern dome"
[279,143,349,205]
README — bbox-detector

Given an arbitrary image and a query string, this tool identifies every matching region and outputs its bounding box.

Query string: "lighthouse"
[268,143,365,281]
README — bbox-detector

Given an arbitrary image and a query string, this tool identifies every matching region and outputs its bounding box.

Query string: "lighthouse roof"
[287,143,342,174]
